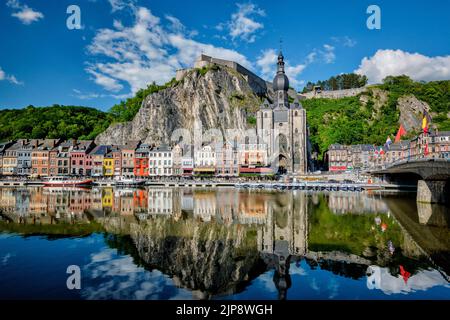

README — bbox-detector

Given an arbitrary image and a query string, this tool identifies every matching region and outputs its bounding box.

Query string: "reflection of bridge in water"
[0,186,448,299]
[371,159,450,204]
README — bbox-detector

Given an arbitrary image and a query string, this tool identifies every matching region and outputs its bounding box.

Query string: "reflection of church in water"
[257,192,309,300]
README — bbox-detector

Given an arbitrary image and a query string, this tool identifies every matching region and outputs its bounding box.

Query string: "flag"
[385,136,392,149]
[395,124,407,142]
[399,265,411,284]
[422,113,428,134]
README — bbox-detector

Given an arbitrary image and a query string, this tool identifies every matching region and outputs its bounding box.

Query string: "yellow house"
[102,188,114,208]
[103,153,114,177]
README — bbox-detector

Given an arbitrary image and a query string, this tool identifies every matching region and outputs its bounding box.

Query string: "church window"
[279,123,283,127]
[264,112,267,118]
[295,111,298,116]
[295,128,298,133]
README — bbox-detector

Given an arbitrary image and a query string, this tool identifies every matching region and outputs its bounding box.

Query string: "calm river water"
[0,186,449,300]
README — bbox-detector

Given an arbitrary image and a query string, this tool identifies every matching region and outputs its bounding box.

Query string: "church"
[256,51,308,174]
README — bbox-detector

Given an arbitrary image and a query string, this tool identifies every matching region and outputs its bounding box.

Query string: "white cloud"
[87,6,251,94]
[217,3,265,43]
[302,44,336,67]
[322,44,336,64]
[108,0,136,12]
[342,36,357,48]
[81,248,194,300]
[306,52,317,64]
[0,66,23,85]
[6,0,44,25]
[72,89,132,100]
[256,49,306,88]
[331,36,357,48]
[355,49,450,84]
[86,67,124,92]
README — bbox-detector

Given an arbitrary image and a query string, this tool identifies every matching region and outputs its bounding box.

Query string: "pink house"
[69,140,95,176]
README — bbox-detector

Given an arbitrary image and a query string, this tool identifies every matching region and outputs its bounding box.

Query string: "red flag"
[399,265,411,284]
[395,124,407,142]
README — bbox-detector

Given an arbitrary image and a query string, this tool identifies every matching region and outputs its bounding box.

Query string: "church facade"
[256,52,308,174]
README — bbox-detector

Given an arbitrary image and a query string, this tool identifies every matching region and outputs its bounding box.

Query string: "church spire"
[277,51,285,74]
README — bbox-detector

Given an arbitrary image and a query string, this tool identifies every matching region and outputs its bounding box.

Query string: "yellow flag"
[422,116,428,129]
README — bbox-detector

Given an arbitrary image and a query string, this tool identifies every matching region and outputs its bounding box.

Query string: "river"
[0,186,449,300]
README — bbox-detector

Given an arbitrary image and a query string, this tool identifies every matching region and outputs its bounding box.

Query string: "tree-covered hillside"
[0,78,180,142]
[303,76,450,160]
[0,105,111,141]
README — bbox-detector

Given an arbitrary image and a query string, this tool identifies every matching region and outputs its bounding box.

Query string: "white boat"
[114,177,145,186]
[43,176,93,187]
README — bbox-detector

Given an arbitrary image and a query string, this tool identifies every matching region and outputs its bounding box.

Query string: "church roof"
[261,98,271,109]
[273,51,289,91]
[290,97,303,109]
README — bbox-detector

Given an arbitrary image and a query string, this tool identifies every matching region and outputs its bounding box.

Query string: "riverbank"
[0,178,416,192]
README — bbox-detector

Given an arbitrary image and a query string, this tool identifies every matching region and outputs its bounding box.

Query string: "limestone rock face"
[397,95,430,132]
[95,67,262,145]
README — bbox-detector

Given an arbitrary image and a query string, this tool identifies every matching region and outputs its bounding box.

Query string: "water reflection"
[0,187,449,299]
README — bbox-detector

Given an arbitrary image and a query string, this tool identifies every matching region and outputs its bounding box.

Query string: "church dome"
[273,73,289,91]
[272,52,289,91]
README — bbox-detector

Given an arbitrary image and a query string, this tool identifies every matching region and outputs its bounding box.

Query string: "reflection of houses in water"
[147,188,181,217]
[29,187,48,214]
[0,188,17,214]
[181,190,194,212]
[193,192,216,222]
[328,193,388,214]
[117,189,135,216]
[237,193,268,225]
[216,189,239,225]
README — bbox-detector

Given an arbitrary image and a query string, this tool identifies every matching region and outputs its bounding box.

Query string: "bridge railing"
[370,152,450,171]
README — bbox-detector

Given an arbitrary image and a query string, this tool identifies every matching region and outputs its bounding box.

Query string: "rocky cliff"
[95,66,263,145]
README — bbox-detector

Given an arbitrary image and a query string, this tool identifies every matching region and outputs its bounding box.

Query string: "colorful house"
[90,145,110,177]
[1,141,21,175]
[103,152,114,177]
[0,142,15,175]
[70,140,95,176]
[134,144,150,177]
[31,139,61,177]
[149,145,173,176]
[16,139,34,176]
[120,141,140,177]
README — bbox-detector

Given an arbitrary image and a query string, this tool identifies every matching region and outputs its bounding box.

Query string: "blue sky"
[0,0,449,111]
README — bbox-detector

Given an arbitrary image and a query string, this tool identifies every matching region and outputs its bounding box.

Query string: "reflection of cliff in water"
[101,214,266,299]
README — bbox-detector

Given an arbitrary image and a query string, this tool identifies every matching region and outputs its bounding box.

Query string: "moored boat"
[114,177,145,186]
[43,176,93,187]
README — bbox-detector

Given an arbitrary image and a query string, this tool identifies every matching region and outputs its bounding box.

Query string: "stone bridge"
[371,159,450,204]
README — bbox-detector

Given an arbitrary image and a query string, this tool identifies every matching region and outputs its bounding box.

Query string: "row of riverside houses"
[0,138,272,178]
[327,130,450,172]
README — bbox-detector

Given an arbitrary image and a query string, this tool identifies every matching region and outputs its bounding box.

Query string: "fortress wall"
[300,87,367,100]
